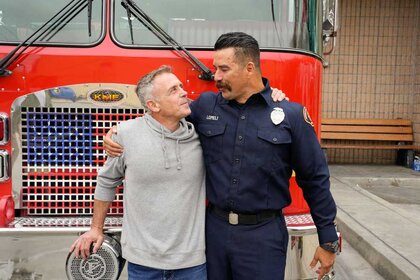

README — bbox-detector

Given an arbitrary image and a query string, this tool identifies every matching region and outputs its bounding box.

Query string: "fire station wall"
[322,0,420,164]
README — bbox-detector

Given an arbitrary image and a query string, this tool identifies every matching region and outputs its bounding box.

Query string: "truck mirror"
[322,0,339,56]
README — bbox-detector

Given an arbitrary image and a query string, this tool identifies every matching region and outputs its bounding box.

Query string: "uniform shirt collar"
[257,77,272,105]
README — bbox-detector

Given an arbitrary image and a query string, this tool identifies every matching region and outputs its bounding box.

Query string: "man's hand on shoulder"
[103,125,123,157]
[271,88,289,102]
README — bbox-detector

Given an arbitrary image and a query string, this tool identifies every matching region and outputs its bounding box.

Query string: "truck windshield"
[112,0,322,54]
[0,0,103,45]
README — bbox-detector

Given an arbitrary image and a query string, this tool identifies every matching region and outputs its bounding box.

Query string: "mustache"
[216,81,232,91]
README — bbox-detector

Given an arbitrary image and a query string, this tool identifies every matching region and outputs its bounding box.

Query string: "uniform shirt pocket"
[197,123,226,163]
[253,127,292,170]
[257,128,292,145]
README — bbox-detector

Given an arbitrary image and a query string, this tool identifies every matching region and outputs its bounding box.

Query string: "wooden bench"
[320,118,420,166]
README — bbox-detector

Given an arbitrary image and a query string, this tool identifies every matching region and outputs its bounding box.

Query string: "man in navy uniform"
[105,32,338,280]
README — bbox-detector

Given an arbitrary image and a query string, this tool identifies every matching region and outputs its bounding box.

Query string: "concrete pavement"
[329,164,420,280]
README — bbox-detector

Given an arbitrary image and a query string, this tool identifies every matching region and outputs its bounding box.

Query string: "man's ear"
[246,62,255,74]
[146,99,160,113]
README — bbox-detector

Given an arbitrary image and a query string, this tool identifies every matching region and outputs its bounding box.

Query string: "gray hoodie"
[95,114,206,269]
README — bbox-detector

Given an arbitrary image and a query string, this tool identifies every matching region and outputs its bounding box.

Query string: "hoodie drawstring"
[161,130,170,169]
[176,139,182,170]
[161,127,182,170]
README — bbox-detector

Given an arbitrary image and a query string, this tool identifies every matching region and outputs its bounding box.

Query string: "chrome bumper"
[0,217,123,235]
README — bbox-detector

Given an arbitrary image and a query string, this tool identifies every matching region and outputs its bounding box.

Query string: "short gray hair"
[136,65,173,112]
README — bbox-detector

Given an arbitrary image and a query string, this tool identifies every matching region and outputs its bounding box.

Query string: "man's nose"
[214,70,222,81]
[180,88,187,97]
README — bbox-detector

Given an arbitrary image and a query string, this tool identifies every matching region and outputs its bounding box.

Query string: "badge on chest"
[271,107,285,125]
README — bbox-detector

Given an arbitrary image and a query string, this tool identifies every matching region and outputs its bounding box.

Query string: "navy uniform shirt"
[189,78,338,243]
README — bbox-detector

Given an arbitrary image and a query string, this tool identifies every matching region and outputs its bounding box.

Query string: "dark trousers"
[205,209,288,280]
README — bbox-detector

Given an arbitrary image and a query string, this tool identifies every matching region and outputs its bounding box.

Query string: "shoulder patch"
[303,107,314,127]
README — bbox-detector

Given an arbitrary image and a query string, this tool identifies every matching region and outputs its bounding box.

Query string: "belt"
[208,204,280,225]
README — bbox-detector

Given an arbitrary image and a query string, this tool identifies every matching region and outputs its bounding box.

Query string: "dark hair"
[214,32,260,69]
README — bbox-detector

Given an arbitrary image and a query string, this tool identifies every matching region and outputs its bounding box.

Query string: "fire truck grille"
[20,107,143,216]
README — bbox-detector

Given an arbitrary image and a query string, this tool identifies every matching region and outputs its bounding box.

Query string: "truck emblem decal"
[88,89,124,104]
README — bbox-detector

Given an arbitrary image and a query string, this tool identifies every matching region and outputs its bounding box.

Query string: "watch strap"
[320,240,339,253]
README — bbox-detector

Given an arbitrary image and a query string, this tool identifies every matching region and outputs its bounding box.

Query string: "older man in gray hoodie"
[70,65,207,279]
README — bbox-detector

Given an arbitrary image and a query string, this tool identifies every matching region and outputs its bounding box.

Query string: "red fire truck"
[0,0,338,279]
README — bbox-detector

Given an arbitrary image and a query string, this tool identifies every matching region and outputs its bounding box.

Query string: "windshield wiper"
[88,0,93,36]
[121,0,214,81]
[124,2,134,44]
[0,0,92,77]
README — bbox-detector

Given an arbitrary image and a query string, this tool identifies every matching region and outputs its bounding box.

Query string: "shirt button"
[240,115,246,120]
[234,158,240,164]
[232,178,238,184]
[238,135,243,140]
[206,130,211,135]
[273,137,278,142]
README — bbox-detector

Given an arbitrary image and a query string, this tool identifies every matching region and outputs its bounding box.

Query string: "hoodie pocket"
[197,123,226,163]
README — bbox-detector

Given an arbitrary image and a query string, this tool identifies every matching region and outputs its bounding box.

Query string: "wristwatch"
[320,240,339,253]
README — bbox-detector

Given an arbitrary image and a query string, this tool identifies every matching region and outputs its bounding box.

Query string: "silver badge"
[271,107,285,125]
